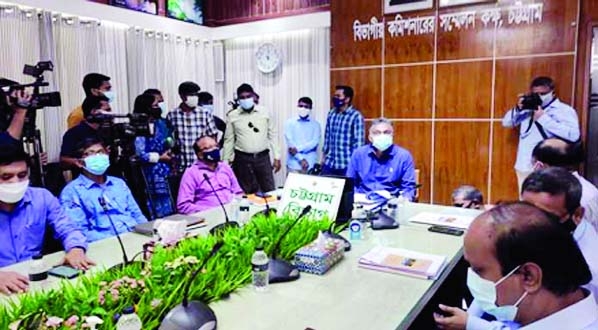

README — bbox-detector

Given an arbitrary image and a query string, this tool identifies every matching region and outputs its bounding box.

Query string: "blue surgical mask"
[372,134,393,151]
[466,266,528,322]
[102,90,116,103]
[202,104,214,113]
[239,98,254,111]
[84,154,110,176]
[202,149,221,163]
[332,97,344,109]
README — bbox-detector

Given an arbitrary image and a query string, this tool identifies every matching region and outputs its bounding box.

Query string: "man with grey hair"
[346,117,416,200]
[452,185,484,209]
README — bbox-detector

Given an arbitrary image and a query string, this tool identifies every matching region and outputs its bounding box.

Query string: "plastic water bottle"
[251,247,269,292]
[349,219,363,240]
[386,198,398,220]
[115,306,142,330]
[238,195,251,224]
[28,254,48,281]
[397,191,408,224]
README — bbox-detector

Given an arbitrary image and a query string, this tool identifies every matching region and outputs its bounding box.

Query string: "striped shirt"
[166,105,217,171]
[323,106,365,170]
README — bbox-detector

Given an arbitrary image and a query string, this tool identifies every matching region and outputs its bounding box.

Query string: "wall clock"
[255,43,281,74]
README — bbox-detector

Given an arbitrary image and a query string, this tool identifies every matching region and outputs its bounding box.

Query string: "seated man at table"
[435,202,597,330]
[60,138,147,242]
[177,136,243,214]
[346,117,416,200]
[452,185,484,209]
[0,146,94,295]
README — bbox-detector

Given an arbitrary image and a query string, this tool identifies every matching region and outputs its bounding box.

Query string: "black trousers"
[232,150,275,194]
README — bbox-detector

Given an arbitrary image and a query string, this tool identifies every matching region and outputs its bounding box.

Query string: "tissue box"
[293,237,345,275]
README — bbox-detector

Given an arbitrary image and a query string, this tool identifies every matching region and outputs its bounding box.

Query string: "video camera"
[519,93,542,111]
[0,61,61,109]
[89,113,154,142]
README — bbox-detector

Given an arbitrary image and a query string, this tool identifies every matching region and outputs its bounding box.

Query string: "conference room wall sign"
[384,0,433,14]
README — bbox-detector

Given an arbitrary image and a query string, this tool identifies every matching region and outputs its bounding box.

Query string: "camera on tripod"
[0,61,61,109]
[90,113,154,143]
[519,93,542,111]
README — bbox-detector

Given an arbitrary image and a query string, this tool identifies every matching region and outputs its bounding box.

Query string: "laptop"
[134,214,207,236]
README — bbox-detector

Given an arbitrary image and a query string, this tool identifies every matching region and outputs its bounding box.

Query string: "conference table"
[1,202,481,330]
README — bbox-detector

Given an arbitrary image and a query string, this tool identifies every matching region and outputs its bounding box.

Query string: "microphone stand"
[268,205,312,283]
[256,192,277,217]
[98,197,135,272]
[160,242,224,330]
[203,173,239,236]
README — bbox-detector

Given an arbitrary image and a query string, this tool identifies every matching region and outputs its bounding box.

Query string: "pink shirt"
[177,160,243,214]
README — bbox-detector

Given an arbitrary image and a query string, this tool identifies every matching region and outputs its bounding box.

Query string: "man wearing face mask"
[59,138,147,242]
[502,76,580,191]
[434,202,597,330]
[0,146,94,294]
[346,118,416,200]
[60,95,111,170]
[67,73,114,129]
[322,85,365,176]
[177,136,242,214]
[223,83,281,194]
[166,82,217,173]
[284,97,321,174]
[197,91,226,148]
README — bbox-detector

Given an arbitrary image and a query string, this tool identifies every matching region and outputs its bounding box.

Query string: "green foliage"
[0,214,332,329]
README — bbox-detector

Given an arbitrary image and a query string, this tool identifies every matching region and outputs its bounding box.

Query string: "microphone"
[98,197,133,272]
[268,205,312,283]
[203,173,239,235]
[255,191,277,217]
[160,241,224,330]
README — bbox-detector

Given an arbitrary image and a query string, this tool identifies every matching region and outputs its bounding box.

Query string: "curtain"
[223,27,330,186]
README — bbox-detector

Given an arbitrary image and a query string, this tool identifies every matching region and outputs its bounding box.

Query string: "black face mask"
[201,149,221,163]
[149,107,162,118]
[560,215,577,233]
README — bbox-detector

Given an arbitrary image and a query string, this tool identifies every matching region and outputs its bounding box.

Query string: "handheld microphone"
[268,205,312,283]
[98,197,129,266]
[160,241,224,330]
[203,173,239,235]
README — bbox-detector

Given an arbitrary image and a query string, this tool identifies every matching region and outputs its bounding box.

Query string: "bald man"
[532,138,598,232]
[177,136,242,214]
[435,202,597,330]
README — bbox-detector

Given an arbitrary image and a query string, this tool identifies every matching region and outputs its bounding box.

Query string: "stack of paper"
[358,246,447,280]
[407,212,474,230]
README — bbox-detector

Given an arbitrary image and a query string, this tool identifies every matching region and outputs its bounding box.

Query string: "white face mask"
[540,92,554,107]
[102,90,116,103]
[0,180,29,204]
[298,106,310,119]
[158,102,167,114]
[185,95,199,108]
[466,266,528,321]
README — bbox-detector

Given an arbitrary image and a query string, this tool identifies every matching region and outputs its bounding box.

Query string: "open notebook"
[358,246,447,280]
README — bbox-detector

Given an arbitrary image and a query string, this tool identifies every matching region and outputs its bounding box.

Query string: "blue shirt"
[60,175,147,242]
[502,98,580,171]
[284,116,321,171]
[0,187,87,267]
[323,106,365,170]
[346,144,416,200]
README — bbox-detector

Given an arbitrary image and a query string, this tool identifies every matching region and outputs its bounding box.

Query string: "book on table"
[407,212,475,230]
[358,246,447,280]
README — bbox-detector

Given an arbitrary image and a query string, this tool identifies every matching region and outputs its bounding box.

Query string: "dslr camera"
[519,93,542,111]
[0,61,61,109]
[90,113,154,142]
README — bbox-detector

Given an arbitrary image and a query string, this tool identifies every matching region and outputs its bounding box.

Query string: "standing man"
[197,91,226,148]
[322,85,365,176]
[166,81,217,173]
[502,76,580,191]
[67,73,114,129]
[223,83,281,194]
[284,97,321,174]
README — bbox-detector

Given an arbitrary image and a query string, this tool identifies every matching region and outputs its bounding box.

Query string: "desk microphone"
[268,205,312,283]
[98,197,131,271]
[160,241,224,330]
[203,173,239,235]
[256,191,276,217]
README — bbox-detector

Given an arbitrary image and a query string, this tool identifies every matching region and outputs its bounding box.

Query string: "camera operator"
[502,76,580,191]
[60,95,111,169]
[0,87,32,146]
[133,93,175,219]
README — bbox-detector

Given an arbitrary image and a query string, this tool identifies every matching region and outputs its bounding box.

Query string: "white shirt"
[521,290,598,330]
[573,171,598,233]
[574,220,598,301]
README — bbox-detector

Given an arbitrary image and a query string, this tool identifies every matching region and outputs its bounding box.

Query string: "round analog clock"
[255,43,282,74]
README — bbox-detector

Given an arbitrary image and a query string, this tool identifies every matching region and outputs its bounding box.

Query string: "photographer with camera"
[502,76,580,191]
[0,85,32,146]
[133,93,176,219]
[60,95,111,170]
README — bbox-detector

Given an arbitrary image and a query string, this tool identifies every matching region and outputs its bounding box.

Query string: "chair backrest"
[414,169,421,202]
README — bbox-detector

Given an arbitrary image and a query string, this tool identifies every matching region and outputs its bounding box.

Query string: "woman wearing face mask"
[133,93,176,219]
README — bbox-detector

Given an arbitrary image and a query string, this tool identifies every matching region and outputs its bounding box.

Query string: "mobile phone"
[428,225,464,236]
[48,265,80,279]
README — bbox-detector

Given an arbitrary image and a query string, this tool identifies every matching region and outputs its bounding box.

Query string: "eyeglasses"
[248,122,259,133]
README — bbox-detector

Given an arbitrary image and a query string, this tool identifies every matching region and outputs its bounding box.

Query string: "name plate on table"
[277,173,345,220]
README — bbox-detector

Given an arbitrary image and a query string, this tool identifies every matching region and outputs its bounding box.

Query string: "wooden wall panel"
[204,0,330,26]
[384,10,435,64]
[393,121,433,203]
[331,69,382,119]
[491,122,520,203]
[433,122,490,205]
[493,56,575,118]
[495,0,577,56]
[384,65,433,119]
[436,61,493,118]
